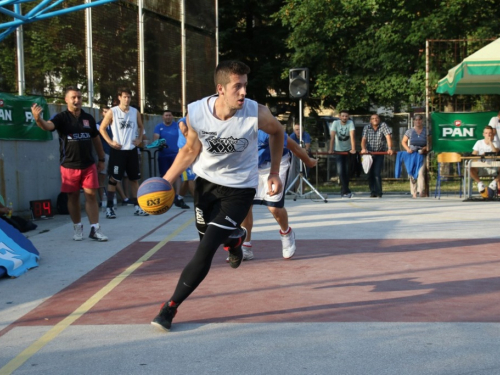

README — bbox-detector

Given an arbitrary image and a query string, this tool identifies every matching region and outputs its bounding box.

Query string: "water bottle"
[7,201,13,218]
[101,192,107,212]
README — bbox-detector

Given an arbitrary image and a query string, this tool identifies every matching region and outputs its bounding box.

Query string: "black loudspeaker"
[289,68,309,99]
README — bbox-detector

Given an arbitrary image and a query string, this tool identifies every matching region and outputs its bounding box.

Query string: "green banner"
[431,111,497,153]
[0,93,52,141]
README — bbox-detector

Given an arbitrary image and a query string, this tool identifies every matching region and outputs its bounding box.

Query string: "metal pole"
[425,39,430,196]
[299,98,303,193]
[85,1,93,107]
[215,0,219,67]
[15,4,25,95]
[425,39,429,127]
[138,0,145,113]
[181,0,186,115]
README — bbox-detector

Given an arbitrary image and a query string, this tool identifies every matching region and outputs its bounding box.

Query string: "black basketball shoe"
[224,228,246,269]
[151,301,178,332]
[174,198,190,209]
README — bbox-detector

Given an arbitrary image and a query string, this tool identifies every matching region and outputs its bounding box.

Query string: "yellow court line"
[0,217,195,375]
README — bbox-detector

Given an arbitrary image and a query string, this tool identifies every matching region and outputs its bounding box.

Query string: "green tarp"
[431,111,497,153]
[0,93,52,141]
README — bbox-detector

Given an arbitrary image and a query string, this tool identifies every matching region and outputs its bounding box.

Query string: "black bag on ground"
[57,192,69,215]
[1,215,37,233]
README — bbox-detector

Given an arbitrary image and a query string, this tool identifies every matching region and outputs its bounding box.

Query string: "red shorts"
[60,164,99,193]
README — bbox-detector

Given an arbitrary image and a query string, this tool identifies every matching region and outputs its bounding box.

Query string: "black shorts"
[194,178,255,235]
[108,148,141,181]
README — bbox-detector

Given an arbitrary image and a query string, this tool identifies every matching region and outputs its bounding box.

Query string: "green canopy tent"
[436,38,500,95]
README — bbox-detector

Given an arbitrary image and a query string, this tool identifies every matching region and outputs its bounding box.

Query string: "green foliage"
[218,0,290,105]
[275,0,500,112]
[2,0,499,112]
[0,33,16,93]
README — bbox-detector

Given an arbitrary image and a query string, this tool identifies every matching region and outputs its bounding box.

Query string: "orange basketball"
[137,177,175,215]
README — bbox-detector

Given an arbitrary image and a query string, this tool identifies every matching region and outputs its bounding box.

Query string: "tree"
[218,0,291,109]
[276,0,500,112]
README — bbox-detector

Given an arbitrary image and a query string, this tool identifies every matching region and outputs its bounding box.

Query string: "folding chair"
[434,152,463,199]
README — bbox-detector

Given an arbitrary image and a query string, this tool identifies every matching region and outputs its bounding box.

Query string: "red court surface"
[8,236,500,331]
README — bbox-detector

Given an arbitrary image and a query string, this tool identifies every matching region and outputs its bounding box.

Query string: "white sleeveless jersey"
[189,95,259,188]
[110,106,138,150]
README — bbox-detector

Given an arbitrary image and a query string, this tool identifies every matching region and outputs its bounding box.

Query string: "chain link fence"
[0,0,216,115]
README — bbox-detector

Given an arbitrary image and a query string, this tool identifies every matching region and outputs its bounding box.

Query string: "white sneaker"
[477,182,485,193]
[489,180,497,191]
[106,207,116,219]
[73,223,83,241]
[89,224,108,241]
[281,228,296,259]
[242,244,254,260]
[134,205,149,216]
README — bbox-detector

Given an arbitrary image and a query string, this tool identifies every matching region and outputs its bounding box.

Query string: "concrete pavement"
[1,194,500,375]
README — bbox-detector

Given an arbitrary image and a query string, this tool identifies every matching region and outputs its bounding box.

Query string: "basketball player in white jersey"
[99,87,148,218]
[151,60,285,332]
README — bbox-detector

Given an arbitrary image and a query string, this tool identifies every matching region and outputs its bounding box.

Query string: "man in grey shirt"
[329,110,356,198]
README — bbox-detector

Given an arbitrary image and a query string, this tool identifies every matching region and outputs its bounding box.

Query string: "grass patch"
[305,177,462,194]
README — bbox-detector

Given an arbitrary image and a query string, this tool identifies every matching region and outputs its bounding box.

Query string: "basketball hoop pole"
[286,98,328,203]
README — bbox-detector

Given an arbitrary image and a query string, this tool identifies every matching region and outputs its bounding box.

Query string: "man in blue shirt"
[289,123,312,191]
[238,129,317,260]
[153,110,188,209]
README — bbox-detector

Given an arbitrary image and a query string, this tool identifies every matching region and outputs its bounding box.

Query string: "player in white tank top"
[98,88,145,218]
[189,95,259,189]
[151,61,285,333]
[109,106,138,150]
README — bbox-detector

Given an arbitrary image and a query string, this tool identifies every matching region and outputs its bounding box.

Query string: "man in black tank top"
[151,60,285,332]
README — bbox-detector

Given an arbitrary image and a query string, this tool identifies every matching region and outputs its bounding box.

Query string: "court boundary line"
[0,214,194,375]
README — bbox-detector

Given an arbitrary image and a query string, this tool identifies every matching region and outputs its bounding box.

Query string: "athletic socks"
[107,191,116,208]
[280,227,291,235]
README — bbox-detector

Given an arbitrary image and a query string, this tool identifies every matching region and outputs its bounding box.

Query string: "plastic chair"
[434,152,462,199]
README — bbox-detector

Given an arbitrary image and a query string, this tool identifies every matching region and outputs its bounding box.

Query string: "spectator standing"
[99,87,148,218]
[361,114,394,198]
[153,110,188,209]
[31,86,108,241]
[328,110,356,198]
[401,114,430,198]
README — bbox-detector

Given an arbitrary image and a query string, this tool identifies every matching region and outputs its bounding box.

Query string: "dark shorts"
[158,154,177,177]
[108,148,140,181]
[193,178,256,235]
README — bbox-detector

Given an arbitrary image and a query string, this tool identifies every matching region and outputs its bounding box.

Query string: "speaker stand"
[286,162,327,202]
[286,98,327,203]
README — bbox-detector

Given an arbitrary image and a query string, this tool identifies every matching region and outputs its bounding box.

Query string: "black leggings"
[170,225,240,304]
